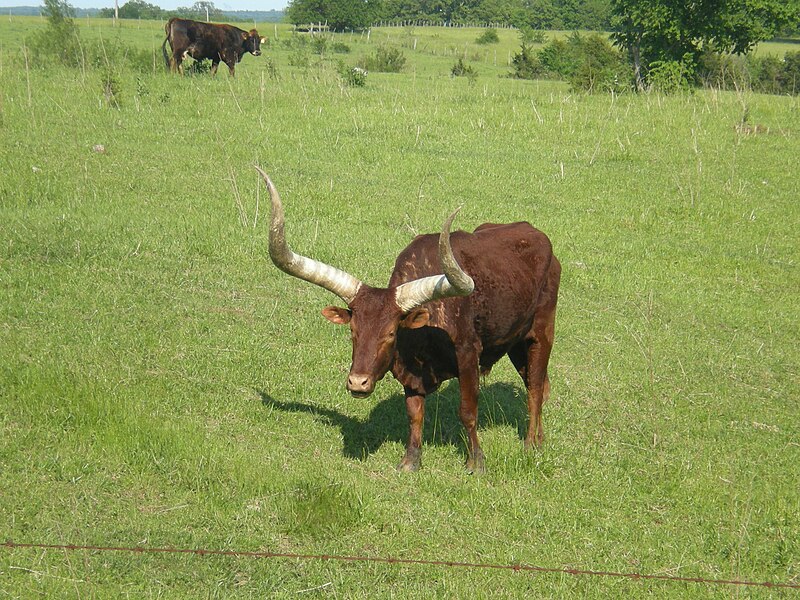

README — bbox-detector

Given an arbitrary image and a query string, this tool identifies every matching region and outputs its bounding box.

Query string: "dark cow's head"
[257,167,474,398]
[243,29,265,56]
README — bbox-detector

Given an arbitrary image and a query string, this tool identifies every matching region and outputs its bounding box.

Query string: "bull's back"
[392,222,551,293]
[391,222,554,336]
[167,18,229,43]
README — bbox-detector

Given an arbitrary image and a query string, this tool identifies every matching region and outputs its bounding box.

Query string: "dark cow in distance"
[162,18,264,76]
[257,168,561,473]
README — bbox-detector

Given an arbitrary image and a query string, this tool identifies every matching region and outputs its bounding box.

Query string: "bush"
[538,38,579,77]
[696,51,749,90]
[184,58,214,76]
[513,33,628,92]
[696,50,799,95]
[475,29,499,45]
[27,0,83,68]
[511,42,544,80]
[750,54,783,94]
[567,34,629,93]
[310,36,328,55]
[518,26,546,44]
[779,51,800,94]
[451,57,476,79]
[340,64,367,87]
[648,57,694,94]
[358,45,406,73]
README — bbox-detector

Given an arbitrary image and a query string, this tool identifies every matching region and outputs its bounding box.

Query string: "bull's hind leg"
[509,261,560,449]
[170,53,183,74]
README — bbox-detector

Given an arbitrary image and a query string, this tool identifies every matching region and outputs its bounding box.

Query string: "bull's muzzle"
[253,50,262,56]
[347,373,374,398]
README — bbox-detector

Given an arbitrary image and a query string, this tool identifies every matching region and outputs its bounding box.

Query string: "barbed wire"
[3,540,798,590]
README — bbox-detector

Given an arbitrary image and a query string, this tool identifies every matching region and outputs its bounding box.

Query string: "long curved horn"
[256,167,362,304]
[394,209,475,313]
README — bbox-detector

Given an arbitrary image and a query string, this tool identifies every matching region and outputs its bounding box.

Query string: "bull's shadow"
[257,381,529,462]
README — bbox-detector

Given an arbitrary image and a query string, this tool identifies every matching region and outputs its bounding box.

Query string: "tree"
[611,0,800,91]
[286,0,381,30]
[100,0,163,19]
[175,1,222,20]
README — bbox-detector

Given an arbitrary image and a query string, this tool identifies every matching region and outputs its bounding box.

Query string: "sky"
[0,0,287,10]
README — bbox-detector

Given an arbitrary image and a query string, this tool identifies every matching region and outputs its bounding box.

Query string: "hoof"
[466,449,486,475]
[524,434,544,450]
[397,447,421,472]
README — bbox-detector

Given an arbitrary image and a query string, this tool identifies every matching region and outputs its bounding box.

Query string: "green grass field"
[1,16,798,597]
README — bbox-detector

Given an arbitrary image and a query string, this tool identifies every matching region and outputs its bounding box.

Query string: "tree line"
[286,0,615,32]
[97,0,284,23]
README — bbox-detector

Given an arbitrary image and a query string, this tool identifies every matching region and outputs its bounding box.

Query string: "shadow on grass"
[257,380,529,462]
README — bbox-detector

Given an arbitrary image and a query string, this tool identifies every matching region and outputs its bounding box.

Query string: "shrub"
[340,64,367,87]
[750,54,783,94]
[451,57,476,78]
[648,57,694,94]
[358,45,406,73]
[567,34,629,93]
[696,51,749,90]
[514,32,628,92]
[538,38,579,78]
[475,29,499,45]
[518,26,546,44]
[778,51,800,94]
[511,42,544,80]
[311,36,327,55]
[695,51,800,95]
[184,58,213,76]
[27,0,83,68]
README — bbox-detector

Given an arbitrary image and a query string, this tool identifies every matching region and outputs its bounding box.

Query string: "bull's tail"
[162,19,173,71]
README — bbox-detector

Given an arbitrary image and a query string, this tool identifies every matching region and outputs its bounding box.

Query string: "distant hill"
[1,6,285,22]
[222,10,284,23]
[2,5,100,16]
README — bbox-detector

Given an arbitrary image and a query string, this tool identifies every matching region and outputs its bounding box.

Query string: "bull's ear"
[260,36,267,43]
[322,306,351,325]
[241,31,249,40]
[400,308,429,329]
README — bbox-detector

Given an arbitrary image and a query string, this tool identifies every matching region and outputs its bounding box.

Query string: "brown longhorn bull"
[258,168,560,473]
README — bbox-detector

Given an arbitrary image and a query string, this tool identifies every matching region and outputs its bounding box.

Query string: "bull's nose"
[253,50,261,56]
[347,373,374,398]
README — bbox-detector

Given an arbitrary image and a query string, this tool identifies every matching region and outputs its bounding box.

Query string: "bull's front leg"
[398,388,425,472]
[457,349,485,474]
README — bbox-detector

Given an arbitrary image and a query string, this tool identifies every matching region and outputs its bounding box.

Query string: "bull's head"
[243,29,264,56]
[257,167,474,398]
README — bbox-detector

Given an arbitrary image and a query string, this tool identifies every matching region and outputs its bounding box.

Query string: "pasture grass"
[1,17,799,598]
